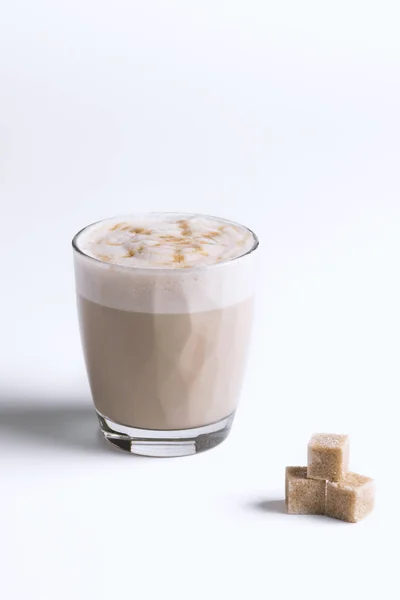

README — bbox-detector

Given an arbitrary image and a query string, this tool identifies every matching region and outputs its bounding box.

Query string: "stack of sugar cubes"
[285,434,375,522]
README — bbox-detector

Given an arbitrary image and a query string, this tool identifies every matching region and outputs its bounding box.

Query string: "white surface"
[0,1,399,598]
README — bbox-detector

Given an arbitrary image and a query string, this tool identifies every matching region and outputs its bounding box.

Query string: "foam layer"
[73,213,258,314]
[77,214,254,268]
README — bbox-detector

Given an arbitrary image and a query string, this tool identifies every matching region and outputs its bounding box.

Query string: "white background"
[1,1,399,598]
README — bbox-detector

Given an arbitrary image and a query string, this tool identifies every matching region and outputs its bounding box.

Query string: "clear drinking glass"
[72,213,258,457]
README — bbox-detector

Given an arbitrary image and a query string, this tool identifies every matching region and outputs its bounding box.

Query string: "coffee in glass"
[72,213,258,457]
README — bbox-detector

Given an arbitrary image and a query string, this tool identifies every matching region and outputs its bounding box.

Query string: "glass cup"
[72,213,258,457]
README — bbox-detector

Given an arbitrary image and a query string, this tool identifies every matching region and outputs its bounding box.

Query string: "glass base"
[96,411,235,457]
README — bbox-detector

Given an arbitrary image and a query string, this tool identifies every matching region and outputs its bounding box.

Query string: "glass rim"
[72,212,259,273]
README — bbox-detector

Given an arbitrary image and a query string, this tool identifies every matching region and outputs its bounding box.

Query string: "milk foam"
[78,214,255,268]
[73,214,258,314]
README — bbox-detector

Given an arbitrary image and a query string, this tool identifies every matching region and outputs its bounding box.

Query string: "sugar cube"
[307,433,349,482]
[325,472,375,523]
[285,466,326,515]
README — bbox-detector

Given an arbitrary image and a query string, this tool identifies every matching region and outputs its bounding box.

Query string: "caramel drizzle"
[172,251,185,264]
[99,218,241,266]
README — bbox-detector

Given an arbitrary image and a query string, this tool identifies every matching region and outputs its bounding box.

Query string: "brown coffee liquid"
[78,296,254,430]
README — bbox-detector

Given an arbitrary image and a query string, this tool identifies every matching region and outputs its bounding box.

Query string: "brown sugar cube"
[325,472,375,523]
[285,467,326,515]
[307,433,349,482]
